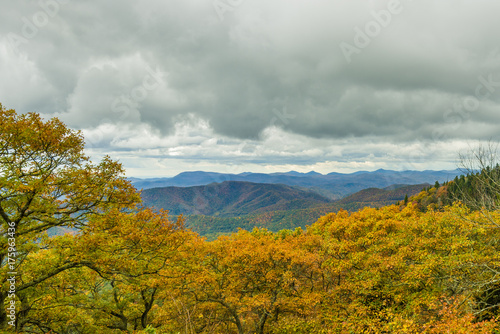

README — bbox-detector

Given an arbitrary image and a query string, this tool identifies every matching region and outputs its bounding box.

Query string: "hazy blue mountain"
[132,169,461,198]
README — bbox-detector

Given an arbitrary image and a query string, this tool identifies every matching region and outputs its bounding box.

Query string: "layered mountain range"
[132,169,459,199]
[135,169,461,238]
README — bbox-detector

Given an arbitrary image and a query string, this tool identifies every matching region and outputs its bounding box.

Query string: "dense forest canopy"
[2,104,500,333]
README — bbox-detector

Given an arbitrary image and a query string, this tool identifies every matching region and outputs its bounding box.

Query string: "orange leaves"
[0,114,85,182]
[180,228,323,333]
[308,204,475,331]
[418,299,498,334]
[305,202,500,332]
[76,206,191,277]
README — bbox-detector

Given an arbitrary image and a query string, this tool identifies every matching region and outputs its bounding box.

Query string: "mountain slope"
[160,183,428,239]
[333,183,429,211]
[141,181,332,217]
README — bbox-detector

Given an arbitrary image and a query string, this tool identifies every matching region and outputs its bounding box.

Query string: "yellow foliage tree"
[0,104,192,332]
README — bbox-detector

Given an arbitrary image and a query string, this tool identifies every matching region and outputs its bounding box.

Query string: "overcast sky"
[1,0,500,177]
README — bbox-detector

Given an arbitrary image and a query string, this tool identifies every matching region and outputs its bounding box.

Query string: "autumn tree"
[0,104,203,333]
[180,228,323,334]
[446,143,500,320]
[0,104,139,329]
[453,142,500,215]
[308,204,500,332]
[15,208,195,333]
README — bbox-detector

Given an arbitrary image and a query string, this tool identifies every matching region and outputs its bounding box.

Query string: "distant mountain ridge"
[132,169,461,198]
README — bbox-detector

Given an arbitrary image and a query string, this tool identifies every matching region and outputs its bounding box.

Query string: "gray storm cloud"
[1,0,500,175]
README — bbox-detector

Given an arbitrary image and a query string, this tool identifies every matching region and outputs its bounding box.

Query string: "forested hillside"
[402,165,500,213]
[2,105,500,333]
[176,183,427,239]
[141,181,332,216]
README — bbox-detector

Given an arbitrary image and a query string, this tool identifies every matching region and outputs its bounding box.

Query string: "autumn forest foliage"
[2,104,500,333]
